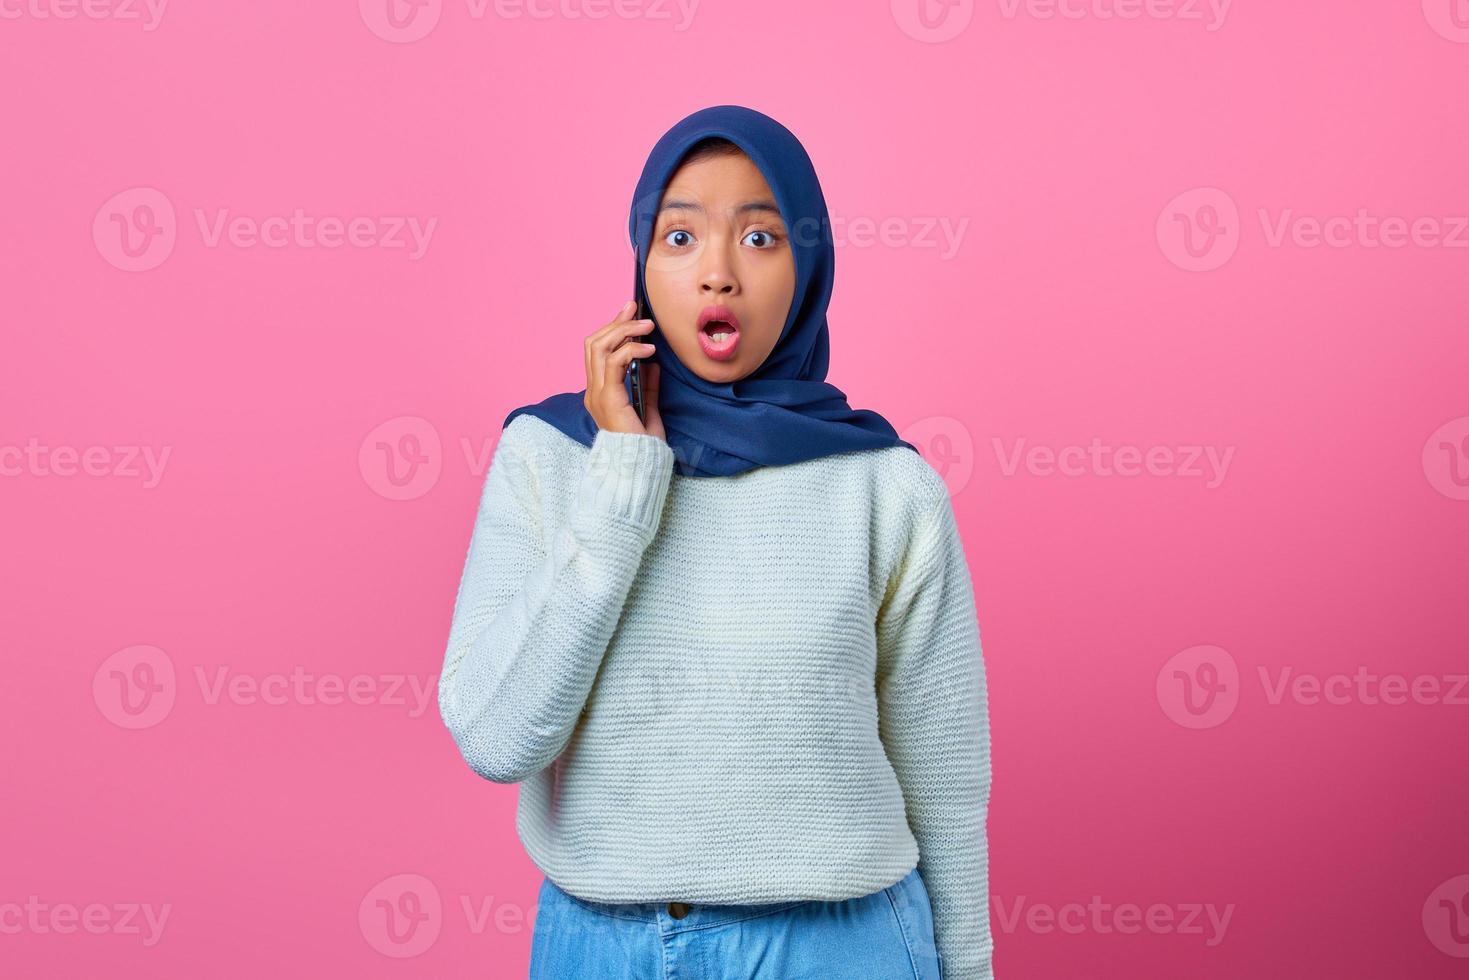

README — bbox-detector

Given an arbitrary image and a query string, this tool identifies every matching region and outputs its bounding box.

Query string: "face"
[644,150,796,383]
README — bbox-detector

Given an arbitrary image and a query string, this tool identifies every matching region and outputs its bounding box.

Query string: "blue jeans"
[528,865,943,979]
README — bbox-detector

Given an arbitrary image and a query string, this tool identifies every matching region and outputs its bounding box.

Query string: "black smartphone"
[629,247,652,423]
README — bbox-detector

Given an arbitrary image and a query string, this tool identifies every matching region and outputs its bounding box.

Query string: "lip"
[696,305,741,361]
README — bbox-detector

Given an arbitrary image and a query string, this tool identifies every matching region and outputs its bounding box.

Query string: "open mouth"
[697,306,741,361]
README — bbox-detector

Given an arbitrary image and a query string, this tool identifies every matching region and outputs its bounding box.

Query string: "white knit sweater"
[439,412,994,979]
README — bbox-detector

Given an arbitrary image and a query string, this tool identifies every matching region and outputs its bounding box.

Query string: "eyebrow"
[658,199,783,219]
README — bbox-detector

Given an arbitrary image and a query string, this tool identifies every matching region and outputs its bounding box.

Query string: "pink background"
[4,1,1468,977]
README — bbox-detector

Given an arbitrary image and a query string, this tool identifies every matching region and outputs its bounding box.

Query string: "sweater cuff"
[573,428,675,539]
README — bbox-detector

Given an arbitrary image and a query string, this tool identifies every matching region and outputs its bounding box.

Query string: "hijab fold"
[504,104,917,478]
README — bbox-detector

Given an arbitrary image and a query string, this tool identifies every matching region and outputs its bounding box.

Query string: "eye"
[743,229,783,249]
[663,229,695,248]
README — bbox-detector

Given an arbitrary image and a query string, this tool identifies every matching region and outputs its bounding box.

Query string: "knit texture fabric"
[439,412,994,979]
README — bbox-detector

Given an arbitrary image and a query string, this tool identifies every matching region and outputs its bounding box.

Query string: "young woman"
[438,105,993,980]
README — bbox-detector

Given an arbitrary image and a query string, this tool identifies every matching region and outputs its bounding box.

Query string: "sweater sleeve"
[438,423,676,784]
[875,490,994,980]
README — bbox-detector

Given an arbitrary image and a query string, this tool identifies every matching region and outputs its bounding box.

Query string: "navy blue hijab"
[503,104,918,477]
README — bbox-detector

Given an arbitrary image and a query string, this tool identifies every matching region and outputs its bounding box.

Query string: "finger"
[641,363,663,424]
[587,302,638,372]
[608,337,655,374]
[597,300,637,337]
[603,338,654,392]
[586,310,636,399]
[592,319,654,360]
[617,319,656,353]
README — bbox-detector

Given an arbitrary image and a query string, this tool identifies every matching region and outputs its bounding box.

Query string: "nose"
[698,233,738,297]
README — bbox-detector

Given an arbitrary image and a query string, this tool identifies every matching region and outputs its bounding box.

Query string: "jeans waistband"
[547,866,921,930]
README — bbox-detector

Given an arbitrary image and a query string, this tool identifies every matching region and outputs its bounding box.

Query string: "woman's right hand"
[584,299,665,440]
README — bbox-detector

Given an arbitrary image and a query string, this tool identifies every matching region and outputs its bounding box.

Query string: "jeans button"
[667,902,690,919]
